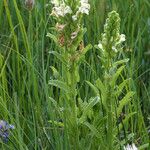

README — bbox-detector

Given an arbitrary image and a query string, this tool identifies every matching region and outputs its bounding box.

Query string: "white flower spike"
[51,2,72,17]
[120,34,126,43]
[124,143,138,150]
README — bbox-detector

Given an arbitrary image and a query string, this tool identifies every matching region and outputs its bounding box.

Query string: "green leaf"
[95,78,107,110]
[111,65,125,87]
[46,32,58,43]
[113,58,129,67]
[138,143,149,150]
[50,66,60,79]
[117,91,135,116]
[118,112,136,131]
[48,120,64,127]
[49,51,67,64]
[115,79,131,96]
[85,81,99,96]
[82,121,102,139]
[79,96,100,124]
[49,80,70,93]
[78,44,92,64]
[49,97,62,116]
[96,78,106,95]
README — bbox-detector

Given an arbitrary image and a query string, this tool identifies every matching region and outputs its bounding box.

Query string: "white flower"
[51,4,72,17]
[98,42,103,49]
[124,143,138,150]
[120,34,126,42]
[72,15,77,21]
[64,6,72,15]
[112,46,117,52]
[78,0,90,15]
[51,0,59,6]
[81,0,89,3]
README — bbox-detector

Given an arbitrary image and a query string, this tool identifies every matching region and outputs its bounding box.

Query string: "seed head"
[25,0,35,10]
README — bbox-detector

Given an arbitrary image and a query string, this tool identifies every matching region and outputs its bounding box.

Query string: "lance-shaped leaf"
[115,78,131,96]
[49,80,71,93]
[47,32,58,44]
[113,58,129,67]
[82,121,102,139]
[118,112,136,131]
[77,44,92,64]
[49,51,67,65]
[79,96,100,124]
[117,91,135,116]
[111,65,125,87]
[85,81,99,96]
[50,66,61,79]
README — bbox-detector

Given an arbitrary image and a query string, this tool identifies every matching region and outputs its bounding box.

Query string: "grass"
[0,0,150,149]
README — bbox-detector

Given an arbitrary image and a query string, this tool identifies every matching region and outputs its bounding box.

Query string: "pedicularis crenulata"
[48,1,135,149]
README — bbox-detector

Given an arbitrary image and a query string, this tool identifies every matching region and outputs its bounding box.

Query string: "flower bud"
[25,0,35,11]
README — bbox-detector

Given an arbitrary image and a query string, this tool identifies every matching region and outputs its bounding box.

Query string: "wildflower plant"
[48,0,92,148]
[85,11,136,149]
[48,0,137,147]
[0,120,15,143]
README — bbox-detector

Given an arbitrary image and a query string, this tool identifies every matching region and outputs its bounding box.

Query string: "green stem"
[69,62,79,149]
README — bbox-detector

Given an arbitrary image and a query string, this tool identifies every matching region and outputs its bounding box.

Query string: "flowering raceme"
[51,2,72,17]
[97,11,126,55]
[72,0,90,21]
[51,0,90,20]
[49,0,90,48]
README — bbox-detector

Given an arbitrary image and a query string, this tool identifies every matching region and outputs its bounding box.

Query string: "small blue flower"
[0,120,15,142]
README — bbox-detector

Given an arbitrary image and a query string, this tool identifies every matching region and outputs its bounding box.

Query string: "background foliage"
[0,0,150,149]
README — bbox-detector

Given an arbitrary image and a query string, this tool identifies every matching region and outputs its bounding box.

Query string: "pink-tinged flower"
[56,23,66,31]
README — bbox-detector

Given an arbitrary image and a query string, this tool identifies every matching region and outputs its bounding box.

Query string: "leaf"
[49,97,62,115]
[46,32,58,43]
[138,143,149,150]
[49,80,70,93]
[95,78,107,110]
[113,58,129,67]
[78,44,92,64]
[48,120,64,127]
[50,66,60,79]
[85,81,99,96]
[111,65,125,87]
[82,121,102,139]
[79,96,100,124]
[117,91,135,116]
[49,51,67,64]
[96,79,106,94]
[115,79,131,96]
[118,112,136,131]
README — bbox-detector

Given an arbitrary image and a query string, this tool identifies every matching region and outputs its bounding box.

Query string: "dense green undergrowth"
[0,0,150,149]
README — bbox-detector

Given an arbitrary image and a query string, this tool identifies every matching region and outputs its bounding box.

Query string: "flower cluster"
[0,120,15,142]
[72,0,90,21]
[51,1,72,17]
[49,0,90,49]
[98,11,125,54]
[51,0,90,19]
[124,143,138,150]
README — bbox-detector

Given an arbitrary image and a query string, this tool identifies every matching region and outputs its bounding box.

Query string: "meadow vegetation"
[0,0,150,149]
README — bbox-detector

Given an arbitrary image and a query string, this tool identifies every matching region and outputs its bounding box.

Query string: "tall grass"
[0,0,150,149]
